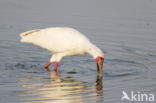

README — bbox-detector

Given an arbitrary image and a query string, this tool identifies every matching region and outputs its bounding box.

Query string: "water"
[0,0,156,103]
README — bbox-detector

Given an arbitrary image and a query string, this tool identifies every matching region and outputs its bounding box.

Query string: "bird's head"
[86,44,104,77]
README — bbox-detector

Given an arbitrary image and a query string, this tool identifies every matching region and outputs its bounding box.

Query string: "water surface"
[0,0,156,103]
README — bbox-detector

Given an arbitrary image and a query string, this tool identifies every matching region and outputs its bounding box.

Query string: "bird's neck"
[86,44,104,59]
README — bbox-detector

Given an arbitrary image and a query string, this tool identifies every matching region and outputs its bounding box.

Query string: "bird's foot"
[45,67,50,71]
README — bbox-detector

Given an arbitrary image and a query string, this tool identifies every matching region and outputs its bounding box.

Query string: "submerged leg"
[54,62,59,71]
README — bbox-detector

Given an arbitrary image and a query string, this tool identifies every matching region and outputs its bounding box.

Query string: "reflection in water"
[96,76,103,102]
[19,70,104,103]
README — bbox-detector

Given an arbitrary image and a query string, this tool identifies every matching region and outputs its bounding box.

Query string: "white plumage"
[20,27,104,75]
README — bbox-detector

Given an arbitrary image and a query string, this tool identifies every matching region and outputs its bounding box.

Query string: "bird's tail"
[19,29,40,38]
[19,29,40,43]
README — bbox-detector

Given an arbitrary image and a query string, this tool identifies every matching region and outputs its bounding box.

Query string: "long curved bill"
[96,57,104,77]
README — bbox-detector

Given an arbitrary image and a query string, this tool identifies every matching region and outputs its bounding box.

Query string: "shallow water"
[0,0,156,103]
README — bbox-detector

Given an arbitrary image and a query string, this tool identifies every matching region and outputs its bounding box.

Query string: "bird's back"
[30,27,92,54]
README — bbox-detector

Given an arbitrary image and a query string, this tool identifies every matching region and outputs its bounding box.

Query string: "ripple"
[4,62,43,71]
[103,71,139,78]
[111,58,140,65]
[148,54,156,57]
[108,58,148,69]
[67,71,77,74]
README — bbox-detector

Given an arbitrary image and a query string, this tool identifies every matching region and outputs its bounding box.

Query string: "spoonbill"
[20,27,104,76]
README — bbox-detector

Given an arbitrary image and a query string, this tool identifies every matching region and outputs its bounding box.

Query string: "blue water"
[0,0,156,103]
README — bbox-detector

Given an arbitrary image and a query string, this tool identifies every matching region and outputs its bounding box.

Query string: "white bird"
[20,27,104,76]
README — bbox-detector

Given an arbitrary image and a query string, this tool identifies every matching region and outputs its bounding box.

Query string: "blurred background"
[0,0,156,103]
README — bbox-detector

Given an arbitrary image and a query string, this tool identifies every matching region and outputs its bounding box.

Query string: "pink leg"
[44,62,52,68]
[54,62,59,71]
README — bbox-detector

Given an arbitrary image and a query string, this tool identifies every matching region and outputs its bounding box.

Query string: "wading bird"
[20,27,104,76]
